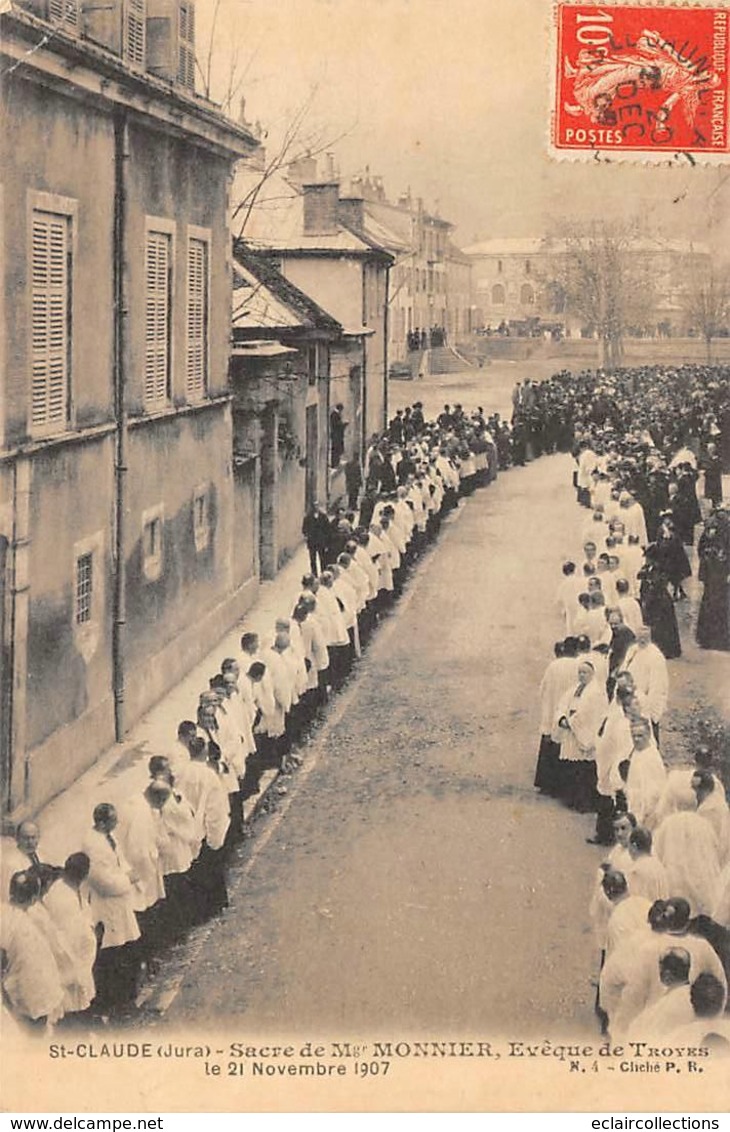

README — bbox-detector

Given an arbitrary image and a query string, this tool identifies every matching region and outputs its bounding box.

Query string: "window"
[497,260,503,274]
[142,506,164,581]
[75,552,93,625]
[525,260,532,275]
[186,233,209,399]
[307,345,318,387]
[193,486,210,552]
[48,0,80,31]
[125,0,146,65]
[144,227,172,407]
[491,283,505,305]
[72,531,103,660]
[520,284,535,305]
[178,0,196,89]
[31,209,71,434]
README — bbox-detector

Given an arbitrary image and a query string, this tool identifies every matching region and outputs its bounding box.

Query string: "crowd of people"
[3,360,728,1040]
[0,398,506,1032]
[533,362,730,1046]
[406,325,448,352]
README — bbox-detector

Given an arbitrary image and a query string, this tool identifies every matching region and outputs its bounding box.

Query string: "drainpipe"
[383,262,390,428]
[361,263,368,457]
[112,111,129,742]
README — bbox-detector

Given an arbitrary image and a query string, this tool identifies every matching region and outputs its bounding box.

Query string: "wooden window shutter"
[177,0,196,88]
[186,237,207,398]
[144,231,171,405]
[31,211,70,431]
[125,0,146,65]
[48,0,80,30]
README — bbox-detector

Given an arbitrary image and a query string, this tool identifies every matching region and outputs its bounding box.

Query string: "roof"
[231,341,298,358]
[463,238,549,257]
[232,168,393,261]
[232,244,342,337]
[464,235,711,258]
[3,2,259,158]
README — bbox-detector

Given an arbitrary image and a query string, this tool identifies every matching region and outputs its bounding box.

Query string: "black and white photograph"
[1,0,729,1115]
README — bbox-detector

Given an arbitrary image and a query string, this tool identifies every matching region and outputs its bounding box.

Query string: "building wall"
[2,81,116,445]
[471,252,547,327]
[0,69,255,817]
[23,435,116,806]
[124,125,233,410]
[281,258,362,332]
[363,262,388,438]
[122,405,241,723]
[330,340,364,461]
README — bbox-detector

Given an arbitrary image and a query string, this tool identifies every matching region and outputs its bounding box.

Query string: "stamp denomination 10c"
[552,3,729,158]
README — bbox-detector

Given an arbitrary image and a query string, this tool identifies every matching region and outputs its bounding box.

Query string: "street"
[154,449,603,1038]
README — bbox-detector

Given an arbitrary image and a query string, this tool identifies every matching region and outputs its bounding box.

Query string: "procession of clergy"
[0,401,500,1030]
[535,427,730,1048]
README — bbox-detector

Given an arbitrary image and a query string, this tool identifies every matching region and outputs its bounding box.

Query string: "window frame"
[72,530,104,661]
[185,226,211,402]
[143,216,176,410]
[141,503,165,582]
[192,483,211,552]
[27,191,78,439]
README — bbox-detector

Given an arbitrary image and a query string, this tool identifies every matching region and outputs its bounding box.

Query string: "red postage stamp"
[553,4,730,157]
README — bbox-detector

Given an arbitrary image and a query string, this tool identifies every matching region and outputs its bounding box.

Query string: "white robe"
[42,880,97,1013]
[0,905,65,1023]
[621,502,648,546]
[156,794,200,876]
[697,794,730,865]
[624,742,667,830]
[610,930,727,1038]
[554,680,607,762]
[175,759,230,851]
[712,863,730,928]
[117,796,168,912]
[622,643,668,723]
[556,576,584,634]
[625,854,669,903]
[595,700,634,798]
[1,840,59,902]
[654,812,722,916]
[80,828,141,950]
[626,984,694,1043]
[538,656,578,736]
[618,596,644,635]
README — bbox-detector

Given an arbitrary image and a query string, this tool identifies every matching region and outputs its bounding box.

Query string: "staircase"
[427,345,475,375]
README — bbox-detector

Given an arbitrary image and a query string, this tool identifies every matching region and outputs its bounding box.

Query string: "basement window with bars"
[31,209,71,435]
[186,234,209,399]
[144,227,173,407]
[75,551,93,625]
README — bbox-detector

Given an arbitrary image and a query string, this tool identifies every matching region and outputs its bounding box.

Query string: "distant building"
[230,244,342,577]
[240,159,394,463]
[0,0,258,818]
[343,175,474,365]
[465,236,712,336]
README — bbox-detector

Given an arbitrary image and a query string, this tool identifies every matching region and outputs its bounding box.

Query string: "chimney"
[338,197,365,232]
[302,182,340,236]
[288,153,318,187]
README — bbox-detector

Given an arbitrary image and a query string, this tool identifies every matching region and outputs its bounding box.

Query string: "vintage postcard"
[1,0,730,1117]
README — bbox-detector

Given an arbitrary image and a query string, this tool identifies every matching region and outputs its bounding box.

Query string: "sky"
[197,0,730,247]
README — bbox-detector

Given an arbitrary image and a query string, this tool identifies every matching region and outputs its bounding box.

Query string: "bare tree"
[683,262,730,362]
[197,4,354,244]
[544,222,657,370]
